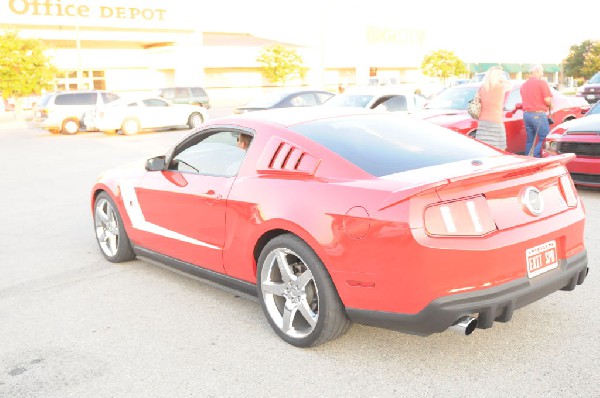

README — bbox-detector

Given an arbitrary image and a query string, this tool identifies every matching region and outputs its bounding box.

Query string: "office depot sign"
[7,0,165,20]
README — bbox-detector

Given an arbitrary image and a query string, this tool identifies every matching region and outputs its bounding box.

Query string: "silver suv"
[33,91,121,134]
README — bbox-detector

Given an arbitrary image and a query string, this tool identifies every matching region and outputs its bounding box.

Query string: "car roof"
[218,106,377,127]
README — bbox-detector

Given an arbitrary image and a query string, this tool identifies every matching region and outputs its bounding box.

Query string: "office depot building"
[0,0,439,98]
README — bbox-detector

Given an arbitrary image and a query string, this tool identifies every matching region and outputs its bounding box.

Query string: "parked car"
[321,86,426,112]
[84,97,209,135]
[576,71,600,104]
[470,71,511,83]
[233,89,334,114]
[91,107,587,347]
[33,90,121,134]
[156,86,210,109]
[542,100,600,187]
[416,82,589,154]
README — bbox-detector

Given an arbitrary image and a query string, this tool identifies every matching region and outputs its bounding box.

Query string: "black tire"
[61,118,80,135]
[257,234,351,347]
[121,118,140,135]
[93,191,135,263]
[188,112,204,129]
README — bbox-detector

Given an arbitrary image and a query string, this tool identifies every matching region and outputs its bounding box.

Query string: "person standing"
[477,66,509,150]
[520,64,553,157]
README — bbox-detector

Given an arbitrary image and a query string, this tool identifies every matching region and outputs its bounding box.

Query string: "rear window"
[191,87,207,97]
[101,92,120,104]
[289,114,499,177]
[55,92,96,106]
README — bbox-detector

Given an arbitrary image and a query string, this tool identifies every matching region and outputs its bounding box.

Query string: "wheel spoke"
[107,233,118,255]
[262,281,286,297]
[281,306,296,333]
[296,269,313,290]
[275,251,295,283]
[298,299,318,327]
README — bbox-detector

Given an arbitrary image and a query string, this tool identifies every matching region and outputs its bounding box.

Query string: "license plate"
[526,240,558,278]
[587,94,596,100]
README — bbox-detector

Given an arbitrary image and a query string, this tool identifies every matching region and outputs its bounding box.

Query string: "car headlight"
[544,141,559,152]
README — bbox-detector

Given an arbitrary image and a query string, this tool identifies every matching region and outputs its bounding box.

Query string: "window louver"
[257,137,320,175]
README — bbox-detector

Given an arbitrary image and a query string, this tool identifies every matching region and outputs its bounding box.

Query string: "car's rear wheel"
[93,191,135,263]
[257,234,351,347]
[121,118,140,135]
[188,112,204,129]
[61,118,80,135]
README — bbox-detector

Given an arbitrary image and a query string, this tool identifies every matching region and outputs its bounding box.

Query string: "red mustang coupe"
[91,108,588,347]
[542,100,600,187]
[417,82,589,154]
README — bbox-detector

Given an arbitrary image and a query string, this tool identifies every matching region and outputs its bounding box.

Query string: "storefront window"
[54,70,106,91]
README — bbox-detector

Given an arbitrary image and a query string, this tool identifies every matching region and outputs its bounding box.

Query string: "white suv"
[33,91,121,134]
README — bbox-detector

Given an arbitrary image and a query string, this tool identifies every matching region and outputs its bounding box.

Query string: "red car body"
[91,108,588,347]
[542,101,600,187]
[417,82,589,154]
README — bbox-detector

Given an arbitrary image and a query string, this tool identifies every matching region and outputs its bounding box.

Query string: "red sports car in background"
[417,82,589,154]
[91,108,588,347]
[543,100,600,187]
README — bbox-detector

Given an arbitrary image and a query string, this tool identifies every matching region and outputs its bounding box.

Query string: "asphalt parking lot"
[0,109,598,397]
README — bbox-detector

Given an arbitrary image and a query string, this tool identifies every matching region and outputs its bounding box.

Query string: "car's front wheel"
[257,234,351,347]
[93,191,135,263]
[188,112,204,129]
[61,118,80,135]
[121,118,141,135]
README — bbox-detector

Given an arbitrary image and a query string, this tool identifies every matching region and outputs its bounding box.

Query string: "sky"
[199,0,600,64]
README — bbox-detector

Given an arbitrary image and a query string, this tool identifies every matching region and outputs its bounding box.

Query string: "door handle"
[200,190,222,203]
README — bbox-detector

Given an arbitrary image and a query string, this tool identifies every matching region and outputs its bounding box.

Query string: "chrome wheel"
[260,247,319,339]
[94,197,120,257]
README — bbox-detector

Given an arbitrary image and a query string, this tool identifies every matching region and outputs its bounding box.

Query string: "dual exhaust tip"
[449,315,478,336]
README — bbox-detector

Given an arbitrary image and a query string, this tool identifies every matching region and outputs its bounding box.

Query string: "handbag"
[467,89,482,119]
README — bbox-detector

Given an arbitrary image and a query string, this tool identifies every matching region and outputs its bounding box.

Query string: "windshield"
[290,114,498,177]
[322,94,375,108]
[424,85,479,110]
[587,101,600,115]
[244,92,287,108]
[589,72,600,84]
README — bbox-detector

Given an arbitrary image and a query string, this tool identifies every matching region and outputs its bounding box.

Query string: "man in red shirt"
[520,64,553,157]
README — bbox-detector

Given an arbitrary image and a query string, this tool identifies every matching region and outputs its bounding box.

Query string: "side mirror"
[506,103,523,118]
[145,156,166,171]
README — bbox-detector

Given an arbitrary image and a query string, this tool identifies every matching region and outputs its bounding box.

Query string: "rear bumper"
[346,250,588,336]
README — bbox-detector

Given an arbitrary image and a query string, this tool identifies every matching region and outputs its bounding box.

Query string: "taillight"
[559,174,577,207]
[424,195,497,237]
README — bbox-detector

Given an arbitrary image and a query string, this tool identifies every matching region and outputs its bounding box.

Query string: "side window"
[55,93,96,105]
[127,102,139,107]
[102,92,120,104]
[290,93,318,107]
[168,131,252,177]
[316,92,333,104]
[504,89,522,110]
[382,95,408,112]
[191,87,207,97]
[162,88,175,99]
[175,88,188,98]
[142,99,169,107]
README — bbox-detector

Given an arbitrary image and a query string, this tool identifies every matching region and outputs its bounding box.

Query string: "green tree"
[563,40,600,80]
[256,44,307,86]
[420,49,468,84]
[0,31,56,117]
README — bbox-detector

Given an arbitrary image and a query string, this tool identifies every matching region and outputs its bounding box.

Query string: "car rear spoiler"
[378,153,575,211]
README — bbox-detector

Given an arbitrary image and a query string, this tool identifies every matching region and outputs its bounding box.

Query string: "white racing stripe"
[119,180,220,250]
